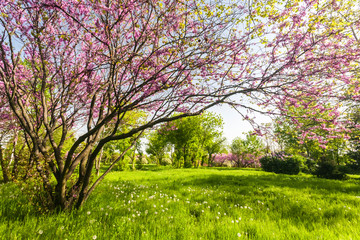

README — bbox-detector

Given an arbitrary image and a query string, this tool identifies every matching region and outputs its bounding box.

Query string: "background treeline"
[2,109,360,184]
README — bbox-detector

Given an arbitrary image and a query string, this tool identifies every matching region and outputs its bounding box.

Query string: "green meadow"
[1,167,360,240]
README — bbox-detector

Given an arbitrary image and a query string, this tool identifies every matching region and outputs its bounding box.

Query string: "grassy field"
[1,167,360,239]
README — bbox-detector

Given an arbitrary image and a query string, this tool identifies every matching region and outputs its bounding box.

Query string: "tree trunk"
[95,148,103,176]
[132,142,137,170]
[0,144,10,183]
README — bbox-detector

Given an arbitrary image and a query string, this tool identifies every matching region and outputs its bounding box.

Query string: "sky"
[209,104,272,145]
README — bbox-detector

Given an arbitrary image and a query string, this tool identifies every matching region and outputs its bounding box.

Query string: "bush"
[314,160,348,180]
[260,152,302,175]
[302,158,317,174]
[284,155,304,175]
[113,154,129,171]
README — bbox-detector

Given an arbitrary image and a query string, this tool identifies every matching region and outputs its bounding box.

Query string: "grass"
[1,167,360,239]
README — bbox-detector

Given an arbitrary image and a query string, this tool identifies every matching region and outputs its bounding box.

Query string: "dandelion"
[60,226,65,230]
[92,235,97,239]
[87,211,91,215]
[38,230,43,235]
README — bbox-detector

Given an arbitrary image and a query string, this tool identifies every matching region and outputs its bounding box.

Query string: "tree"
[146,130,169,166]
[1,0,360,211]
[274,99,349,163]
[230,133,264,168]
[147,112,224,167]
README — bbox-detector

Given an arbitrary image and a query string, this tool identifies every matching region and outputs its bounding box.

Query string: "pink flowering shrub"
[213,153,261,168]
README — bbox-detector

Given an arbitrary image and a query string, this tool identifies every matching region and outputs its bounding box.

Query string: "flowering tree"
[1,0,360,210]
[274,99,349,162]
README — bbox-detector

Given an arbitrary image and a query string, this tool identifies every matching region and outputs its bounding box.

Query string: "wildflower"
[38,230,43,235]
[92,235,97,239]
[237,233,241,237]
[87,211,91,215]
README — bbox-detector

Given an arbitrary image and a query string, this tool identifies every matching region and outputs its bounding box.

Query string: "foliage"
[146,131,170,166]
[274,100,349,163]
[314,160,348,180]
[147,112,225,168]
[213,153,235,167]
[230,133,264,168]
[260,152,303,175]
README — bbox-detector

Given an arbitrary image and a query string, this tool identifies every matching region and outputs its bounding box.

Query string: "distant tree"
[230,133,264,168]
[147,112,224,167]
[146,130,169,166]
[205,137,227,166]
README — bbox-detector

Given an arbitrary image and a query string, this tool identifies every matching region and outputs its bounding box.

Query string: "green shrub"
[260,152,302,175]
[113,154,129,171]
[314,160,348,180]
[284,155,304,175]
[302,158,317,174]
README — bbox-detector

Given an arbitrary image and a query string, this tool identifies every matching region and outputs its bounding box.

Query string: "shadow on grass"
[163,172,360,197]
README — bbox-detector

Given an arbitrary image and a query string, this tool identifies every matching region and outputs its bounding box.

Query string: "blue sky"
[210,104,272,144]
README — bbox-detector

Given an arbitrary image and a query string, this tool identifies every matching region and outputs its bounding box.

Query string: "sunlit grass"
[1,167,360,239]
